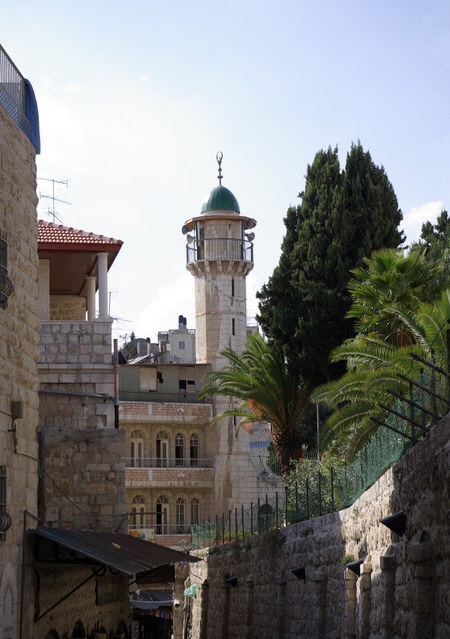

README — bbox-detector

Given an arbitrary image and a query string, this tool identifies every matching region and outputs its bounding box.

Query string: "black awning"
[34,527,200,576]
[131,589,173,610]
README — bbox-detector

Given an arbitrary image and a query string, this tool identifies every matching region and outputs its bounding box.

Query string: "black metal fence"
[191,361,448,548]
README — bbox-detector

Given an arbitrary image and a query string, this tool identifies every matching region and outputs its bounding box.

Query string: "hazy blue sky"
[3,0,449,342]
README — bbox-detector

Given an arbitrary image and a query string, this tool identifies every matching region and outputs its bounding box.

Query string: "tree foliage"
[410,209,450,292]
[199,333,310,476]
[257,143,404,389]
[312,248,450,459]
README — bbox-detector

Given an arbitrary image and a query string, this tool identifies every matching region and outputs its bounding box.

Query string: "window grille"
[0,465,11,540]
[0,231,13,309]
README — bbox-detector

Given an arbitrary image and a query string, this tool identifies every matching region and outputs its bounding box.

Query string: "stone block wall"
[39,320,116,429]
[27,558,130,639]
[0,92,40,639]
[50,294,86,320]
[180,416,450,639]
[39,427,126,530]
[39,320,113,366]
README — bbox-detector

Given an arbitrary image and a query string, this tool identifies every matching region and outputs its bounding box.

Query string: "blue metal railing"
[0,45,31,138]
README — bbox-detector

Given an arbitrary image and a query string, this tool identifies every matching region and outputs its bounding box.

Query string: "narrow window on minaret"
[232,318,235,335]
[231,278,235,297]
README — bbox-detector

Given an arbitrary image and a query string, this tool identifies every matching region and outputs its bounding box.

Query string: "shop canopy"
[130,590,174,610]
[34,527,200,576]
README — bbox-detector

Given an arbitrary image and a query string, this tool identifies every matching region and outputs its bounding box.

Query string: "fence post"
[285,487,288,526]
[306,478,310,518]
[331,467,335,511]
[318,471,322,516]
[257,498,261,534]
[275,491,279,529]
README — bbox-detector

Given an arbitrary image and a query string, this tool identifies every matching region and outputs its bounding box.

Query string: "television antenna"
[38,177,71,223]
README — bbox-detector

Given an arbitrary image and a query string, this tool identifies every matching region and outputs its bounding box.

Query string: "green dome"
[201,185,240,214]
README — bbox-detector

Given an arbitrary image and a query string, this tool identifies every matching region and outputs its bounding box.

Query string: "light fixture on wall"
[291,567,306,580]
[8,400,22,453]
[225,577,238,587]
[345,559,364,576]
[380,511,406,537]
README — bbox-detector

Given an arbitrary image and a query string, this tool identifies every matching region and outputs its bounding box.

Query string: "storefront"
[130,590,173,639]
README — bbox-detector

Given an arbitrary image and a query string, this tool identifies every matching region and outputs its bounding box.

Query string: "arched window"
[71,621,86,639]
[156,431,169,467]
[130,430,144,467]
[190,433,199,467]
[132,495,145,529]
[191,498,200,526]
[176,497,185,534]
[175,433,184,466]
[156,495,169,534]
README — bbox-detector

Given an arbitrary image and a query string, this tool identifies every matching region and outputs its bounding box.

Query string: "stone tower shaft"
[182,183,256,368]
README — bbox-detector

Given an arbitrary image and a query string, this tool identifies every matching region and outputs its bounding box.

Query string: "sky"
[2,0,449,344]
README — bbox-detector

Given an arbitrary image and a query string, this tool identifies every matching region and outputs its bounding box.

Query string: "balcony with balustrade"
[125,456,214,489]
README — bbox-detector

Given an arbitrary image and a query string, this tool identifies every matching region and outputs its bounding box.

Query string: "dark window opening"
[0,231,13,309]
[0,466,11,540]
[232,318,235,335]
[175,433,184,466]
[190,433,199,467]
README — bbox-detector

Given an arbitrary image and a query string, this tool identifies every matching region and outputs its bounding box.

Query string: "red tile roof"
[38,219,123,248]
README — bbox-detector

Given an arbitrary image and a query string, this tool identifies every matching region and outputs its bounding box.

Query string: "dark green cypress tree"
[257,143,404,389]
[410,209,450,295]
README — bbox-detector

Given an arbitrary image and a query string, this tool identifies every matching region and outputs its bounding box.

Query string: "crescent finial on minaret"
[216,151,223,185]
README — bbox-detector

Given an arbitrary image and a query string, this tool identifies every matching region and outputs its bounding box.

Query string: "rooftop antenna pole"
[37,177,70,223]
[216,151,223,185]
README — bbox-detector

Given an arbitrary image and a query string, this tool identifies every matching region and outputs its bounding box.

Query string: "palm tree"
[312,337,426,458]
[199,333,310,476]
[346,247,443,346]
[312,249,450,459]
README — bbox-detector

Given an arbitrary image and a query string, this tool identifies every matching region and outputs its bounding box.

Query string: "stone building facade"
[0,46,41,639]
[120,165,284,550]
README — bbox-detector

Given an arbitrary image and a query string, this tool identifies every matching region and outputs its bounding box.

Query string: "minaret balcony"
[186,237,253,265]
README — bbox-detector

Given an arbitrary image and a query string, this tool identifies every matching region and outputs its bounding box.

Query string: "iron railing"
[119,390,208,404]
[186,238,253,265]
[128,523,194,537]
[0,45,31,138]
[191,361,447,548]
[125,457,214,469]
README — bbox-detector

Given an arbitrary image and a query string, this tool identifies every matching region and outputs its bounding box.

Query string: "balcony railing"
[0,45,37,148]
[119,390,208,404]
[186,237,253,265]
[125,457,214,469]
[128,523,194,537]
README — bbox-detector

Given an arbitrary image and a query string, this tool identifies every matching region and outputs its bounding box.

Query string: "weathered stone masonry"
[182,416,449,639]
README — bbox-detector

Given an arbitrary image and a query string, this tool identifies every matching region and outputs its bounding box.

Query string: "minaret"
[182,152,256,370]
